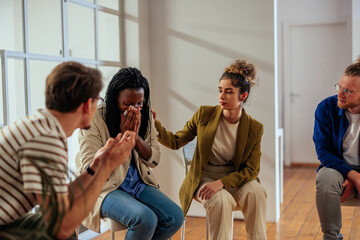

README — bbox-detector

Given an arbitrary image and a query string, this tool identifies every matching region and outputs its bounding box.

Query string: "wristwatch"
[86,164,95,176]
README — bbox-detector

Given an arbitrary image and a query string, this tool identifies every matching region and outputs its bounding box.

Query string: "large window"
[0,0,124,174]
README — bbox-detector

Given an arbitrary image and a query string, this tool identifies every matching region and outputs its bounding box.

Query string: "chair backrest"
[182,139,197,175]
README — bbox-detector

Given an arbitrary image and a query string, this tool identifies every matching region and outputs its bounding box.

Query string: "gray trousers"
[316,167,358,240]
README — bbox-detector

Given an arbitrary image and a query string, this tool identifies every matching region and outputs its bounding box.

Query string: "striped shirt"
[0,109,68,225]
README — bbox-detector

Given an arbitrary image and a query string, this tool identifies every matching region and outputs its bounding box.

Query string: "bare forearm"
[134,135,152,160]
[67,161,99,200]
[56,131,135,238]
[56,164,111,239]
[347,170,360,184]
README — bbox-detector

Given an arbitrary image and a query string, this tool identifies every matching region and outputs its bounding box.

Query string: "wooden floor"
[93,167,360,240]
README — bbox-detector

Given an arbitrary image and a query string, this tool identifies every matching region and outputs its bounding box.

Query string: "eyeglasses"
[334,84,360,97]
[95,96,104,107]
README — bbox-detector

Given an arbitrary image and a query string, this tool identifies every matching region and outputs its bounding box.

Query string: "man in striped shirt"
[0,62,136,239]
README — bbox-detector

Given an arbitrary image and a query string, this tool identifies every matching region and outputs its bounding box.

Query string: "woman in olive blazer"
[155,60,267,240]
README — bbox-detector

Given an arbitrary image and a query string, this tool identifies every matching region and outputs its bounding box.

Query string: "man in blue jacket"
[314,57,360,240]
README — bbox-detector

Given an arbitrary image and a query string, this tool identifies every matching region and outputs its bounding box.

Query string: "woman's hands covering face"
[120,105,141,134]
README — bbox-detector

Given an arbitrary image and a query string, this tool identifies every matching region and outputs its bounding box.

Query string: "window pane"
[29,60,59,114]
[68,3,95,59]
[98,12,120,62]
[28,0,62,56]
[98,66,120,98]
[8,59,26,123]
[98,0,119,10]
[67,129,79,176]
[0,0,23,52]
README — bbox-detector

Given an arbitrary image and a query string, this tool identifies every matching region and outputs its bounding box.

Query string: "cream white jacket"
[77,106,160,232]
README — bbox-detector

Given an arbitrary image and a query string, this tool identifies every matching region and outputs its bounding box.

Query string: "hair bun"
[224,60,256,86]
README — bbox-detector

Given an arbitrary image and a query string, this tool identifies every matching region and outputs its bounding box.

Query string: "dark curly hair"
[220,59,256,103]
[105,67,150,139]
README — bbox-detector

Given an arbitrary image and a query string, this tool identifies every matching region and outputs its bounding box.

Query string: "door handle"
[290,93,300,102]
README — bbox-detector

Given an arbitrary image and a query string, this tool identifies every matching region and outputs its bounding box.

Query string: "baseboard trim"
[290,163,319,168]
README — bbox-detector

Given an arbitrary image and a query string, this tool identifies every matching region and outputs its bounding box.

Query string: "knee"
[164,205,184,231]
[316,168,343,195]
[130,209,158,231]
[243,182,267,202]
[205,190,235,210]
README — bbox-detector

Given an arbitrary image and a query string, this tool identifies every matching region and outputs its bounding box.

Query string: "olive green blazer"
[155,105,263,215]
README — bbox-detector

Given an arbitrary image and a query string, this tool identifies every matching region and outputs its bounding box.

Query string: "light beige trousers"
[195,179,267,240]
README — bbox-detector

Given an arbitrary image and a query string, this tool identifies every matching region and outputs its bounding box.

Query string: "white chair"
[105,218,128,240]
[181,139,239,240]
[341,198,360,207]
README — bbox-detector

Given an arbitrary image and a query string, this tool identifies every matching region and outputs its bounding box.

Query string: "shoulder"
[315,95,340,119]
[242,109,263,128]
[197,105,220,117]
[22,110,66,144]
[192,105,220,124]
[317,95,338,111]
[242,109,263,137]
[95,106,106,121]
[89,106,107,128]
[79,106,108,139]
[198,105,218,112]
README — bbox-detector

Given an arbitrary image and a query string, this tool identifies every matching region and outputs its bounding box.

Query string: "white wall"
[353,0,360,59]
[143,0,278,222]
[278,0,352,130]
[278,0,353,166]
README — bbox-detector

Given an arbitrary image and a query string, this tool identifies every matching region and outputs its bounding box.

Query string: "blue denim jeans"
[100,185,184,240]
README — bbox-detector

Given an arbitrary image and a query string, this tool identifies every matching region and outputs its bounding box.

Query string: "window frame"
[0,0,125,127]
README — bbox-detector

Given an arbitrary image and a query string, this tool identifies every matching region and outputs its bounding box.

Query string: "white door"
[285,21,352,165]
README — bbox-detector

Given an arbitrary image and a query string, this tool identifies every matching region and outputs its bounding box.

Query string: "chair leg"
[206,213,210,240]
[181,217,186,240]
[108,224,173,240]
[75,227,79,238]
[230,211,234,240]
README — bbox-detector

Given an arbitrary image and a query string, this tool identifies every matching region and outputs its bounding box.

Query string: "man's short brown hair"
[45,62,103,112]
[345,57,360,77]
